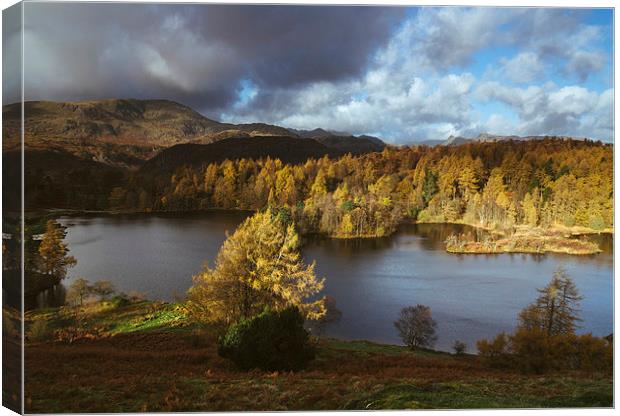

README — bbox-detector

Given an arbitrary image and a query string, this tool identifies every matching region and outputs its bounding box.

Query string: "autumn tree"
[213,161,237,208]
[187,210,326,325]
[125,138,612,238]
[518,267,583,336]
[478,268,610,373]
[394,304,437,349]
[521,191,539,226]
[38,220,76,280]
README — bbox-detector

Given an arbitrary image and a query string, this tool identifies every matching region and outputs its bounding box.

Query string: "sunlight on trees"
[187,210,326,325]
[38,220,76,280]
[125,139,612,240]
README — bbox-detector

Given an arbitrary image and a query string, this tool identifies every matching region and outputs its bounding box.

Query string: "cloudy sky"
[3,3,614,143]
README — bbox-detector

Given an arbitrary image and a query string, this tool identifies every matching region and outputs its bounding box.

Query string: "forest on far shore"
[15,138,612,240]
[114,138,612,238]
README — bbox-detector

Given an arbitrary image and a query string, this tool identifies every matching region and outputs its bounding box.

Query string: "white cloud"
[510,9,609,82]
[548,86,599,115]
[475,82,612,140]
[499,52,545,84]
[224,72,477,143]
[376,7,513,74]
[484,114,516,136]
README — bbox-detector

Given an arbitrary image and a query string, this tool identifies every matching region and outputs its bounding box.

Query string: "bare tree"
[394,304,437,349]
[66,277,91,307]
[91,280,116,301]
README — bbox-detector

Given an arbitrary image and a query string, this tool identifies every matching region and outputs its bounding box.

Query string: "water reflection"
[26,284,66,310]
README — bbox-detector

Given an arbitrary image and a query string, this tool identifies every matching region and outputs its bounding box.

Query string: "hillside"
[3,99,387,169]
[313,135,385,154]
[20,300,612,412]
[2,99,296,145]
[2,99,294,168]
[3,149,125,211]
[139,136,341,176]
[290,128,386,154]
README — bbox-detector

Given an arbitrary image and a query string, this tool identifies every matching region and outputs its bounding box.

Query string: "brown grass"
[24,331,612,412]
[446,226,602,255]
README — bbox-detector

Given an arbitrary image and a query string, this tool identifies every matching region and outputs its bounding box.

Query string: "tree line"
[114,138,612,238]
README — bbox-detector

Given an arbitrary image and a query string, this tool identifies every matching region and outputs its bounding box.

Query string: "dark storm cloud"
[4,4,612,142]
[186,5,405,87]
[12,2,405,113]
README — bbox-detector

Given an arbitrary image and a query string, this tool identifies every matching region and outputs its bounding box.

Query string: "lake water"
[55,212,613,352]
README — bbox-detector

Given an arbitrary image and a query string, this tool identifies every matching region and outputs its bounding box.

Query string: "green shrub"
[109,293,131,307]
[218,307,315,371]
[408,207,421,220]
[27,319,51,342]
[416,209,432,222]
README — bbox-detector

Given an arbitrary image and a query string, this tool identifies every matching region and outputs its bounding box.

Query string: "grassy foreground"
[24,301,612,412]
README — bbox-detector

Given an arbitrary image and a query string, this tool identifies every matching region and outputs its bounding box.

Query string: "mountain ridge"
[440,132,591,147]
[3,98,386,168]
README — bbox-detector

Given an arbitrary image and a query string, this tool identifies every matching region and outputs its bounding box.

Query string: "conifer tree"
[518,267,583,336]
[187,210,325,324]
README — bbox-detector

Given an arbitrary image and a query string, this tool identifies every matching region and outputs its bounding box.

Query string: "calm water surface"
[56,212,613,351]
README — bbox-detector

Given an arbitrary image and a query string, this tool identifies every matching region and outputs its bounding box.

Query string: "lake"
[53,212,613,352]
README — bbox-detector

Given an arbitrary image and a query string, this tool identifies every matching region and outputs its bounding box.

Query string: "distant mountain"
[416,139,444,146]
[2,99,293,168]
[443,135,472,146]
[3,99,386,168]
[3,99,295,145]
[140,136,342,176]
[358,135,387,148]
[439,133,590,146]
[312,136,385,155]
[288,128,350,138]
[288,128,386,154]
